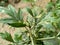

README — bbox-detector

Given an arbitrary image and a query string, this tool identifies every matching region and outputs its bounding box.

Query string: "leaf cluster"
[0,0,60,45]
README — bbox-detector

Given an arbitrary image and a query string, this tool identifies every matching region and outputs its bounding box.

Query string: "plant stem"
[37,36,57,40]
[30,34,35,45]
[37,37,60,40]
[25,27,35,45]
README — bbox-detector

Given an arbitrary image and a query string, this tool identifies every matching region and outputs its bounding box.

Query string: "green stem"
[37,37,60,41]
[37,36,57,40]
[25,27,35,45]
[30,34,35,45]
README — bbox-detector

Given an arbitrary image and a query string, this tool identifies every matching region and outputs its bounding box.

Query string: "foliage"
[0,0,60,45]
[0,0,8,6]
[0,5,26,27]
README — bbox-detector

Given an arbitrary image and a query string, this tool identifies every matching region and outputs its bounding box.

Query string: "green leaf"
[8,22,26,27]
[27,15,34,27]
[26,7,34,17]
[14,33,22,42]
[36,24,42,30]
[43,39,59,45]
[0,5,26,27]
[17,8,23,21]
[37,12,46,23]
[0,18,26,27]
[8,4,17,16]
[46,2,54,12]
[32,6,43,17]
[8,5,18,20]
[0,7,17,20]
[0,31,14,42]
[0,18,15,23]
[56,3,60,9]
